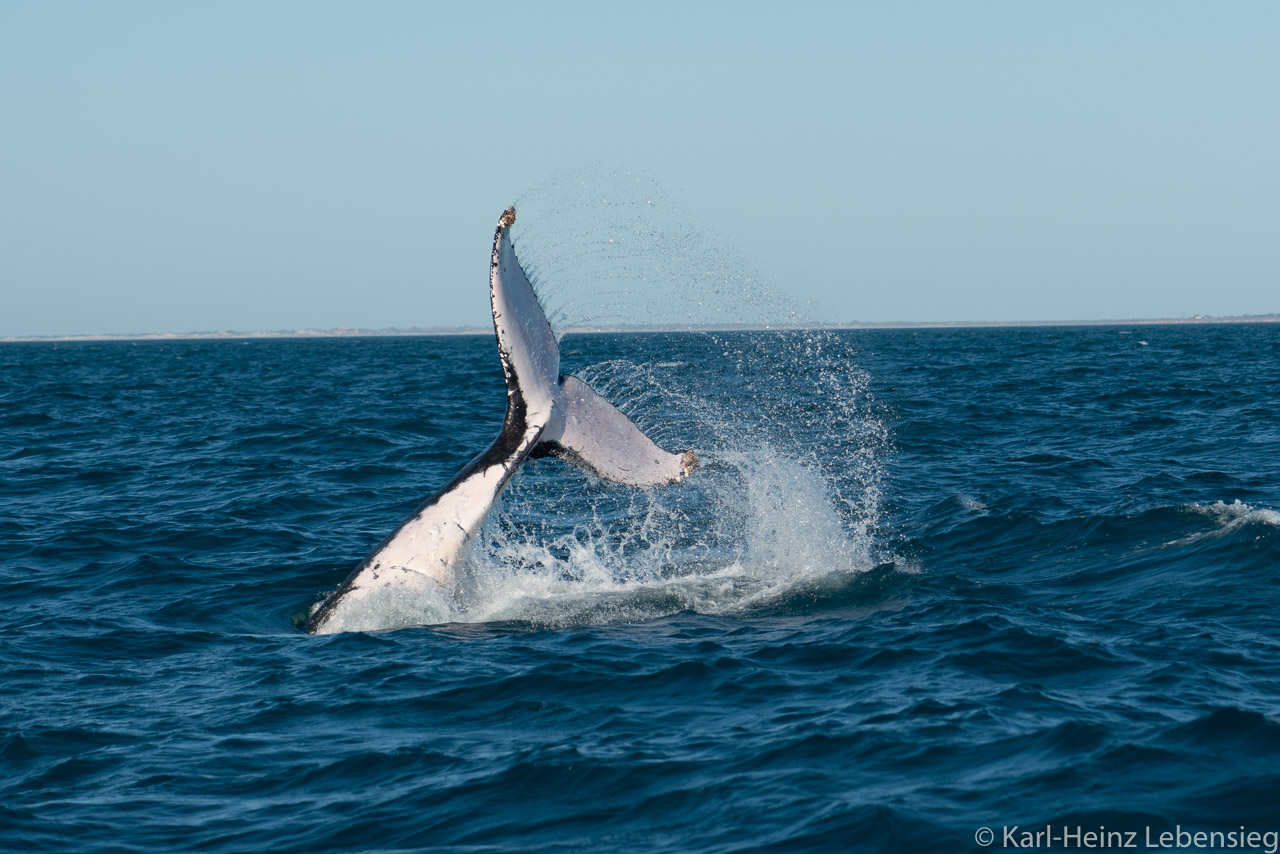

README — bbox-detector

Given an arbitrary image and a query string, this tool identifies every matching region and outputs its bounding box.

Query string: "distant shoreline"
[3,315,1278,343]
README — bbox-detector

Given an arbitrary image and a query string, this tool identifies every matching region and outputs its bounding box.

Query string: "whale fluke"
[304,205,697,634]
[535,375,699,486]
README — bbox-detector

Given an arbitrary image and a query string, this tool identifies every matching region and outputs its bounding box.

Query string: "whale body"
[304,206,698,634]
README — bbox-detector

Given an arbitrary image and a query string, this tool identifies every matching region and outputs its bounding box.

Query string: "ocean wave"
[1167,499,1280,545]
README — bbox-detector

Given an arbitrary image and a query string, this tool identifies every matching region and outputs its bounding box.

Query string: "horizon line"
[3,314,1279,344]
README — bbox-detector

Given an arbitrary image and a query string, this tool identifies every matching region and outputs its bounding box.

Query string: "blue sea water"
[2,324,1279,852]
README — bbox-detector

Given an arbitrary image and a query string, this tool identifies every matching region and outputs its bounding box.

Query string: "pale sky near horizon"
[2,2,1277,337]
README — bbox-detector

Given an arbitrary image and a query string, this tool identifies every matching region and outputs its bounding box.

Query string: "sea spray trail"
[511,170,803,331]
[2,324,1280,852]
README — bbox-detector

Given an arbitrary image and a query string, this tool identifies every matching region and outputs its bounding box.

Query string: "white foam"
[1167,499,1280,546]
[451,448,879,629]
[311,571,454,635]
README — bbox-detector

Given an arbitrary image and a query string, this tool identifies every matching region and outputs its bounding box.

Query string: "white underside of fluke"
[305,206,697,634]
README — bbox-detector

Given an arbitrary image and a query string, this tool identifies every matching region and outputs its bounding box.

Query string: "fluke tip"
[680,449,700,480]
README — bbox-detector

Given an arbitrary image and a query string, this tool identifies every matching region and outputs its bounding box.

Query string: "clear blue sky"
[2,2,1277,336]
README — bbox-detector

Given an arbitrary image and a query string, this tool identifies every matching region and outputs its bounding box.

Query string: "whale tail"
[303,204,697,634]
[491,206,697,487]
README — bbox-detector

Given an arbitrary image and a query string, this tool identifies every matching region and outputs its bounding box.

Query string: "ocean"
[2,324,1279,852]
